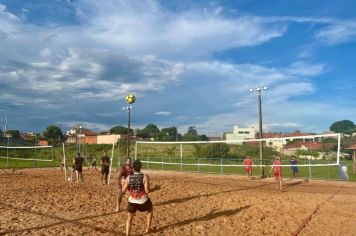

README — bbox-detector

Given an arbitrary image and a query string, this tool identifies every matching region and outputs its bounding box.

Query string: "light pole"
[249,86,268,178]
[122,106,133,158]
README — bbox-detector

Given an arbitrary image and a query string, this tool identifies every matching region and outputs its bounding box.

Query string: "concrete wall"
[97,134,122,144]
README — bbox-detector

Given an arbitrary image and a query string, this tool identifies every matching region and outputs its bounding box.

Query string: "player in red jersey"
[116,157,134,212]
[243,155,254,180]
[269,155,283,191]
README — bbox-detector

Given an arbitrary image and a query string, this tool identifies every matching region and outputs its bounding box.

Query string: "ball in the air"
[126,94,136,104]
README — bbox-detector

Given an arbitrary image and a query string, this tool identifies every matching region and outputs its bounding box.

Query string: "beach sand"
[1,169,356,235]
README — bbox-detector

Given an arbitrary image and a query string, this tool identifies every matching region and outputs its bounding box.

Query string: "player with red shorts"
[116,157,134,212]
[269,156,283,191]
[243,155,254,180]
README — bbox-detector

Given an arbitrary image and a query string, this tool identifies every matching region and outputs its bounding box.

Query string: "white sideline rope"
[0,156,53,161]
[140,160,339,167]
[0,145,53,149]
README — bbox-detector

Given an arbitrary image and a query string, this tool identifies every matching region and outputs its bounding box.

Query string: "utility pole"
[122,106,133,158]
[249,87,268,178]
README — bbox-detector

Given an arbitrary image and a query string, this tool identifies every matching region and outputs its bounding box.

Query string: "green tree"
[187,126,197,136]
[161,127,178,141]
[110,126,131,135]
[330,120,355,134]
[0,128,3,137]
[43,125,64,145]
[182,126,209,141]
[137,124,160,139]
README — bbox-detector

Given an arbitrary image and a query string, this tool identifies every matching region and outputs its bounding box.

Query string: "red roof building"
[38,140,49,146]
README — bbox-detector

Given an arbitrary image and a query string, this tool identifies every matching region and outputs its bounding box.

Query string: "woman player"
[243,155,254,180]
[269,155,283,191]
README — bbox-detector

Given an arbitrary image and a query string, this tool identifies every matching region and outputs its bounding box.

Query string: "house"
[65,127,97,144]
[225,126,256,142]
[38,140,49,146]
[20,132,36,141]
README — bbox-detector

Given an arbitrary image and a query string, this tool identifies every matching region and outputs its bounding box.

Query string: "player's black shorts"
[91,161,96,167]
[127,198,153,213]
[74,165,82,173]
[102,166,109,174]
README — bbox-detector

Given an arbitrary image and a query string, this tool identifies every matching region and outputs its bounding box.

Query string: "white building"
[225,126,256,141]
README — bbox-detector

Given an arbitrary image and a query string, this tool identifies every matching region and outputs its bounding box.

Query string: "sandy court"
[0,168,356,236]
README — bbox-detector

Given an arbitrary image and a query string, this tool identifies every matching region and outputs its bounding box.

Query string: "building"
[20,132,36,141]
[97,134,122,144]
[225,126,256,142]
[38,140,49,146]
[65,127,97,144]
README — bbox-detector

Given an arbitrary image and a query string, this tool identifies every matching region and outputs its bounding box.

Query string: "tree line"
[1,119,355,146]
[110,124,209,142]
[0,124,209,145]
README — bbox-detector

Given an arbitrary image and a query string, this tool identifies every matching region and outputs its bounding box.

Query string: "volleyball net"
[134,133,347,179]
[0,145,54,162]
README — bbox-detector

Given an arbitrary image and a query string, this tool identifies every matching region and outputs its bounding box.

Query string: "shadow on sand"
[0,203,123,235]
[153,205,251,233]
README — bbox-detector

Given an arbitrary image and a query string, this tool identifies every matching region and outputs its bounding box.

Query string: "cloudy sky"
[0,0,355,135]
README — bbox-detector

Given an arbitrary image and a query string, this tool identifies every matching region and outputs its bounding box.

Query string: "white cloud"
[315,21,356,45]
[284,61,325,77]
[155,111,172,116]
[73,0,286,58]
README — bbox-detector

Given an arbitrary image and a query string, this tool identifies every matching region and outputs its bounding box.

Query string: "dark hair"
[133,159,142,172]
[77,153,80,156]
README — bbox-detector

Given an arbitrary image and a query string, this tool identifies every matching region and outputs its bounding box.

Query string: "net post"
[180,143,183,172]
[161,156,163,171]
[63,143,67,182]
[221,158,223,174]
[6,137,9,167]
[308,158,312,180]
[337,133,341,165]
[108,140,115,185]
[51,145,54,161]
[198,158,200,173]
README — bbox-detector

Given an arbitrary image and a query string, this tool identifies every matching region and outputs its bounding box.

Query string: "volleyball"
[126,94,136,104]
